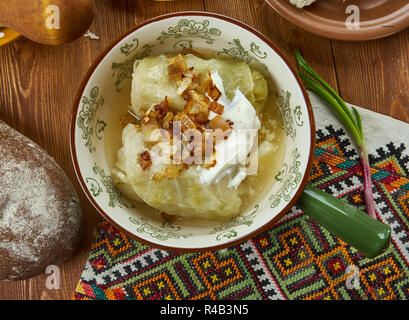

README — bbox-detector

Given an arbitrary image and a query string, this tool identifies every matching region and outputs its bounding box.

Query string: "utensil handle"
[296,185,391,259]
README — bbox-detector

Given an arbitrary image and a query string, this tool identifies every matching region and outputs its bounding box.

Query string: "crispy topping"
[204,157,217,169]
[161,111,173,129]
[184,91,210,124]
[183,68,201,85]
[138,151,152,171]
[194,112,209,124]
[145,96,170,120]
[154,96,170,118]
[181,48,205,59]
[202,72,221,101]
[141,118,161,142]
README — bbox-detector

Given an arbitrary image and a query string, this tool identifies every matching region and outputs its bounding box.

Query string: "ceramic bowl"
[70,11,315,252]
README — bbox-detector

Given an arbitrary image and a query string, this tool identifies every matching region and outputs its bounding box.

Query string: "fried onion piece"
[141,118,161,142]
[209,115,231,132]
[177,67,201,96]
[167,54,188,82]
[172,111,197,131]
[194,112,209,124]
[161,111,173,129]
[164,164,181,179]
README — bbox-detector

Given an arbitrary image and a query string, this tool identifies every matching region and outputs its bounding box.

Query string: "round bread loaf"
[0,120,82,280]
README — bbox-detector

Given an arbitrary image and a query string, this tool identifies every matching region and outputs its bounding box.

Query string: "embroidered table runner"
[74,92,409,300]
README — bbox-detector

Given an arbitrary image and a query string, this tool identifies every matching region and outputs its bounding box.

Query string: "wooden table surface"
[1,0,408,300]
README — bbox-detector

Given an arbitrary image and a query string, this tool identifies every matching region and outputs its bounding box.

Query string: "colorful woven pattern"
[74,123,409,300]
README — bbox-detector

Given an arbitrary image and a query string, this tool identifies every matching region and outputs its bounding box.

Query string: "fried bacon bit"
[168,54,187,82]
[185,91,209,113]
[226,119,234,126]
[209,115,231,131]
[173,111,197,131]
[168,54,201,96]
[194,112,209,124]
[208,101,224,115]
[144,97,170,121]
[138,151,152,171]
[181,48,205,59]
[184,99,209,125]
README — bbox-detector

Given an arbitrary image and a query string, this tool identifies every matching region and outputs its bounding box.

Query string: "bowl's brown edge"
[265,0,409,41]
[70,10,316,253]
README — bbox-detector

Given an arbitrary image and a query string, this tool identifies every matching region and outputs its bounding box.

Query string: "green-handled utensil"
[297,185,391,259]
